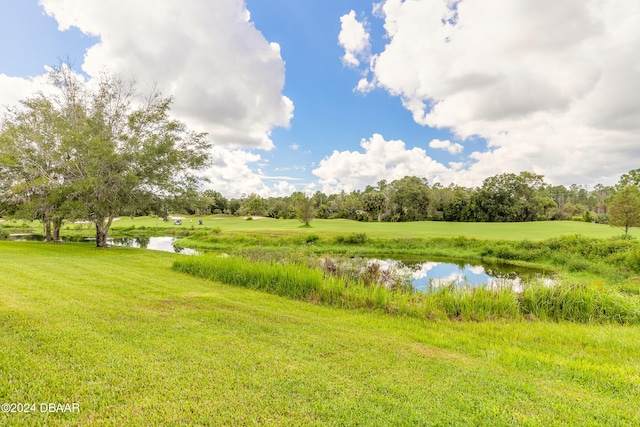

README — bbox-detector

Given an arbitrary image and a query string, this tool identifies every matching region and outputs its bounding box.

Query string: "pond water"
[7,234,197,255]
[7,234,551,289]
[367,258,553,292]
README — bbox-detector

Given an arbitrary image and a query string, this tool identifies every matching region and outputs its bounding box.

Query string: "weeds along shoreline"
[176,232,640,287]
[172,231,640,324]
[172,247,640,325]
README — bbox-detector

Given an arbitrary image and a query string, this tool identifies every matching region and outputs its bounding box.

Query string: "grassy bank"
[1,241,640,425]
[173,253,640,324]
[179,229,640,292]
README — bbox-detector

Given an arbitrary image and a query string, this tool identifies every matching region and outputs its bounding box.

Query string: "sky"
[0,0,639,198]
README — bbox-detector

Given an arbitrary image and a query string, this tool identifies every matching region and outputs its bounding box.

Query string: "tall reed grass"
[520,282,639,323]
[173,255,640,324]
[173,255,322,299]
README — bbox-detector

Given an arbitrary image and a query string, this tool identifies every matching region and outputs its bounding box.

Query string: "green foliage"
[174,255,323,299]
[361,190,387,221]
[482,244,522,260]
[624,247,640,273]
[292,192,317,226]
[335,232,368,244]
[609,185,640,235]
[429,285,520,320]
[305,233,320,244]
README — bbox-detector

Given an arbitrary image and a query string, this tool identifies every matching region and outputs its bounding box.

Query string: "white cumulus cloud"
[312,133,450,193]
[347,0,640,187]
[4,0,293,151]
[204,147,304,198]
[0,72,54,110]
[428,139,463,154]
[338,10,371,68]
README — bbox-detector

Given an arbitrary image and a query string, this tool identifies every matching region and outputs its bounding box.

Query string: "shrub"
[335,233,368,244]
[625,247,640,273]
[305,234,320,244]
[565,256,591,272]
[482,244,521,260]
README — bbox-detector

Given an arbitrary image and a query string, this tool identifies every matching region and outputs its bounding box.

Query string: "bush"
[482,244,522,260]
[625,247,640,273]
[336,233,368,244]
[305,234,320,244]
[565,256,591,272]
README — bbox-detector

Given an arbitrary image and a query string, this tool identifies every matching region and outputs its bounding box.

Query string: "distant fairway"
[106,216,638,240]
[4,215,633,241]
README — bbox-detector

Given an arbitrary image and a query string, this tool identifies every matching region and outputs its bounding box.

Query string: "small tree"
[292,192,316,226]
[609,185,640,235]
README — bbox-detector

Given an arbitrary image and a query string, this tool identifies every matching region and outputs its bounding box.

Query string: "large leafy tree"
[361,190,387,222]
[472,172,545,222]
[0,96,75,241]
[0,65,211,247]
[389,176,430,221]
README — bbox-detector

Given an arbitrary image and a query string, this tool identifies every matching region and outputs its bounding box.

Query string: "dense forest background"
[168,170,639,224]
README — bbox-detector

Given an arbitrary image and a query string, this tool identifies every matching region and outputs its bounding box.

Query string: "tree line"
[174,170,640,232]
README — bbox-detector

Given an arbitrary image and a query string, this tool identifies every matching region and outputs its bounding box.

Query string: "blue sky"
[245,0,458,184]
[0,1,96,76]
[1,1,639,197]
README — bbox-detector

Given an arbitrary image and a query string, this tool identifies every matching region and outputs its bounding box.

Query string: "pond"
[7,234,552,290]
[367,258,553,292]
[7,234,197,255]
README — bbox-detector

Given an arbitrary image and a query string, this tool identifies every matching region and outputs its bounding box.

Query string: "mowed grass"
[20,215,637,240]
[1,242,640,425]
[114,216,637,240]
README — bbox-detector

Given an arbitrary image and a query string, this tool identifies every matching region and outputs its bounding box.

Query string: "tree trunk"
[52,217,62,241]
[44,219,53,242]
[95,217,114,248]
[95,223,107,247]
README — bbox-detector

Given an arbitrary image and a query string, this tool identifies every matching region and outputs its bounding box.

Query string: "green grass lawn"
[4,215,637,243]
[1,241,639,426]
[106,216,638,240]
